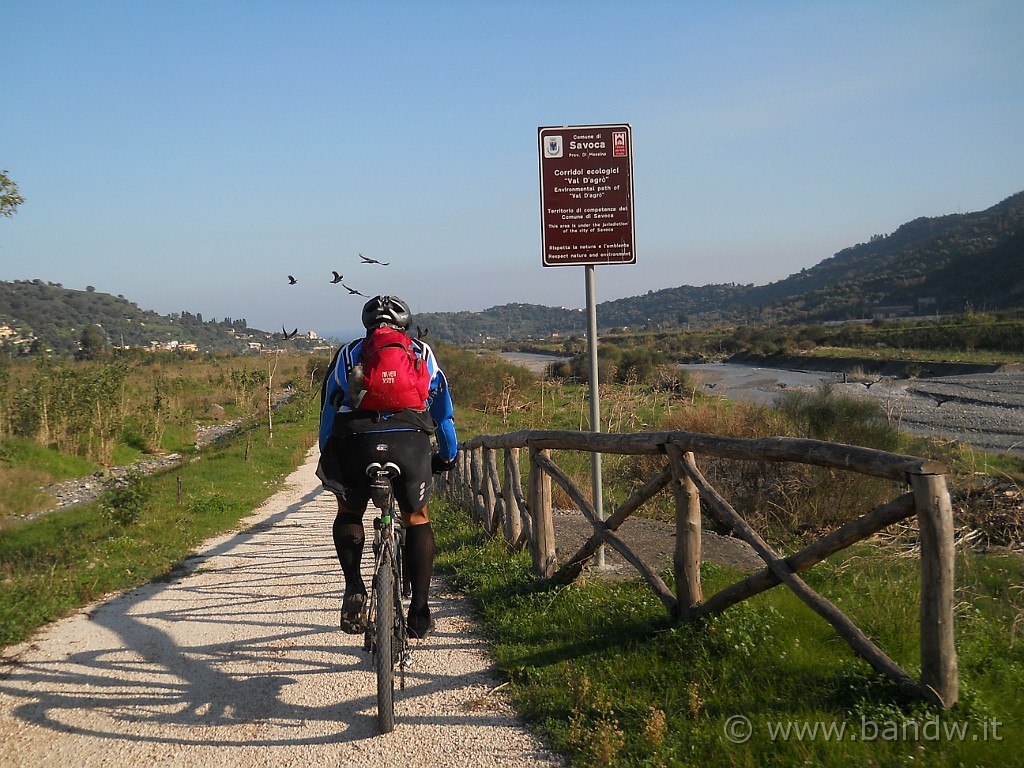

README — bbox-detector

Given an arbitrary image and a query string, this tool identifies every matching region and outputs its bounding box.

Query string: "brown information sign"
[538,123,635,267]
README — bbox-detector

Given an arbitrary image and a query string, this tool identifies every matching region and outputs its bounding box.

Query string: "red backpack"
[351,327,431,412]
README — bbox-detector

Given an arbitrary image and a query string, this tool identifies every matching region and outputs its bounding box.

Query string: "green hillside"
[419,190,1024,343]
[0,280,327,357]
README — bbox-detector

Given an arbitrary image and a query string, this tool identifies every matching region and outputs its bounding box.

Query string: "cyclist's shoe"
[406,608,435,639]
[340,591,367,634]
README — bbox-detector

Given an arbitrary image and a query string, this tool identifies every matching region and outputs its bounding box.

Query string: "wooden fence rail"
[437,428,958,709]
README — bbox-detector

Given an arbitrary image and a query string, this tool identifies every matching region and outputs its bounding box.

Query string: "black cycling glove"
[431,453,458,474]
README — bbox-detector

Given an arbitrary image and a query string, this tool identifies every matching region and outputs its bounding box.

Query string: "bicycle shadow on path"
[0,451,562,766]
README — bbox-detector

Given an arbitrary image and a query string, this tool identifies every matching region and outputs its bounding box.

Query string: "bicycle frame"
[363,460,409,734]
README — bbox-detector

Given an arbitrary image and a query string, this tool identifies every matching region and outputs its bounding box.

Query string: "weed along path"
[0,450,563,768]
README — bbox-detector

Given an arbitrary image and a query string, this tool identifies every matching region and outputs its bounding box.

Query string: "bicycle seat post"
[366,461,401,521]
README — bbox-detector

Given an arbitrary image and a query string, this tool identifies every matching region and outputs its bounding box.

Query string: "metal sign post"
[538,124,635,568]
[584,263,604,565]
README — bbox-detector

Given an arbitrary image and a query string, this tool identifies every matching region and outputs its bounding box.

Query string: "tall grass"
[0,392,318,648]
[0,352,322,526]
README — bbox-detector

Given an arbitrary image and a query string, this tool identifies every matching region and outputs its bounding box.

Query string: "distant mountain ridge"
[2,190,1021,354]
[417,190,1024,343]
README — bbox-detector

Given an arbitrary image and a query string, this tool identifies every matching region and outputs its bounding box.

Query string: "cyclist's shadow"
[3,487,386,745]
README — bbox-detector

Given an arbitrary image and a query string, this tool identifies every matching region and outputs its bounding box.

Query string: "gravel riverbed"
[504,354,1024,457]
[682,364,1024,458]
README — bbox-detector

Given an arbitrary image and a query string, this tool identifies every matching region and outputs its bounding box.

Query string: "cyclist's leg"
[323,435,373,631]
[334,501,370,633]
[333,502,367,593]
[402,507,436,638]
[389,431,436,637]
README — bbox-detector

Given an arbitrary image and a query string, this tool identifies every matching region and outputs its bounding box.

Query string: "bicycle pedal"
[399,652,415,670]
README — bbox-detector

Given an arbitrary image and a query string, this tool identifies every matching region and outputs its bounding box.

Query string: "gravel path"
[0,451,564,767]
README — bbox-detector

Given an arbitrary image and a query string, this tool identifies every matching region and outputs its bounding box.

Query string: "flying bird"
[860,378,883,389]
[359,253,390,266]
[281,326,298,340]
[416,325,429,339]
[330,271,344,283]
[341,283,369,297]
[287,275,297,285]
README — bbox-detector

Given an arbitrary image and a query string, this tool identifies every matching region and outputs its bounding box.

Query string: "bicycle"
[362,459,412,734]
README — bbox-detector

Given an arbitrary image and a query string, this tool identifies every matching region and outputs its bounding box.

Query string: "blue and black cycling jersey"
[318,336,458,463]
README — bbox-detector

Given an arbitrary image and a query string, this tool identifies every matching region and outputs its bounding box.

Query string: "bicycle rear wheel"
[374,547,396,734]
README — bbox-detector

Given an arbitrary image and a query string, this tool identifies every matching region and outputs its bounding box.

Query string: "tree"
[1,170,25,217]
[77,324,108,360]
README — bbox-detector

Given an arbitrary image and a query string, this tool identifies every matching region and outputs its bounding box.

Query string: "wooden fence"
[437,428,958,709]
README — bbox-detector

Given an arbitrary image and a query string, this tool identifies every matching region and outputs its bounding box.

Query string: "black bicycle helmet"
[361,295,412,330]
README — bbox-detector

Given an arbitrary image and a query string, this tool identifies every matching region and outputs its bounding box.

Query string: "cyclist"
[316,295,458,639]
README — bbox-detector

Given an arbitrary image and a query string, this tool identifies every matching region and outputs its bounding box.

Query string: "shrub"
[100,469,149,526]
[775,381,901,450]
[609,393,904,541]
[437,345,537,417]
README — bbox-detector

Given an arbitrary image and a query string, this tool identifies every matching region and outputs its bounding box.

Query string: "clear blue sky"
[3,1,1022,338]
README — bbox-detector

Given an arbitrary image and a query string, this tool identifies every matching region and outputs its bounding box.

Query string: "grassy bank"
[0,396,317,648]
[432,501,1024,767]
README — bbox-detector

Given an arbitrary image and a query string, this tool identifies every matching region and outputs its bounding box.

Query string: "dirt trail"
[0,450,563,767]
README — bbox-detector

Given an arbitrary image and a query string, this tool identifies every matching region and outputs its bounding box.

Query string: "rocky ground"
[837,371,1024,458]
[690,365,1024,548]
[683,364,1024,459]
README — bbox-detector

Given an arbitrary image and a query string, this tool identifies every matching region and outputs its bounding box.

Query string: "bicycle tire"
[375,546,396,734]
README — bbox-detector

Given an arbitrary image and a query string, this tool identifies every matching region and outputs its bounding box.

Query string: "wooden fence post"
[666,445,703,616]
[528,445,556,578]
[503,447,522,547]
[470,447,485,526]
[910,470,959,708]
[458,448,470,513]
[483,447,502,535]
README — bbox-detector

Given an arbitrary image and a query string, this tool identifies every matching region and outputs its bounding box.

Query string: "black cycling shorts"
[318,429,433,515]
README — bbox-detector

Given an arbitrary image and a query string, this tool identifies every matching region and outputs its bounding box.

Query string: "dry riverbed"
[683,364,1024,458]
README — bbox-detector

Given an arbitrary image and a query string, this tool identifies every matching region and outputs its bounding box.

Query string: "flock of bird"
[280,253,397,341]
[287,253,388,295]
